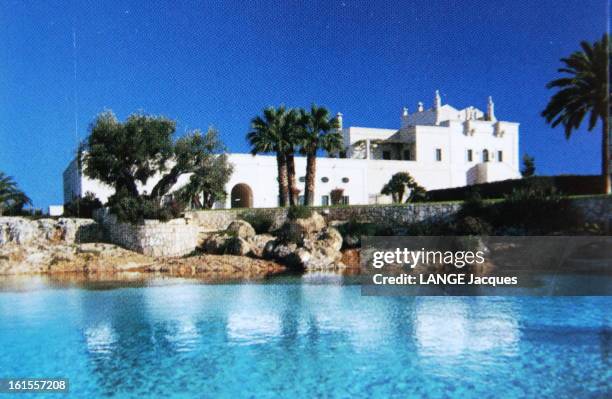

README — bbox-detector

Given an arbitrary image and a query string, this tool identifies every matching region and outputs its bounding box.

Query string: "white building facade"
[63,92,520,208]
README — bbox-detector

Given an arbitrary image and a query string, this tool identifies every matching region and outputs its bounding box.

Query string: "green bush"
[491,186,582,233]
[425,175,601,201]
[64,192,103,218]
[452,183,583,234]
[108,195,182,224]
[453,216,493,235]
[240,210,274,234]
[287,205,312,220]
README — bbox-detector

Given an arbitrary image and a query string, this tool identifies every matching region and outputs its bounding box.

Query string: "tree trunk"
[150,167,180,200]
[276,152,289,206]
[603,117,611,194]
[118,171,139,198]
[304,153,317,206]
[286,151,298,206]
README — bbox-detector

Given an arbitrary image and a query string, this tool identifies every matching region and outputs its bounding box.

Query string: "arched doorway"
[231,183,253,208]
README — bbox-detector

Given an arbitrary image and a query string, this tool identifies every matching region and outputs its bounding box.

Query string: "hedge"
[424,175,603,201]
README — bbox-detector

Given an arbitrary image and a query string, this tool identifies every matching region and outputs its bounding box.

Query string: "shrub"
[453,183,583,234]
[491,185,582,233]
[330,188,344,205]
[240,210,274,234]
[453,216,493,235]
[287,205,312,220]
[108,195,182,224]
[64,192,103,218]
[425,175,602,201]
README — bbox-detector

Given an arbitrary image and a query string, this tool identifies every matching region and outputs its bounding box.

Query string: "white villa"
[63,91,520,209]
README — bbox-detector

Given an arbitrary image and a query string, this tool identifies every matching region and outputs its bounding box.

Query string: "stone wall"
[186,202,462,232]
[94,210,200,257]
[186,196,611,232]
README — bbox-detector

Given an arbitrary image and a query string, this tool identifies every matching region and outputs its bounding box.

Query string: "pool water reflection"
[0,275,610,398]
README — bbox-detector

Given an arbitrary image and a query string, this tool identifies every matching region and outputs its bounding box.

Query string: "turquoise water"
[0,276,610,398]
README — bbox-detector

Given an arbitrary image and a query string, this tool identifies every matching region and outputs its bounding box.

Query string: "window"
[435,148,442,161]
[321,176,329,183]
[467,149,473,162]
[497,151,503,162]
[483,149,489,162]
[382,151,391,160]
[341,196,350,205]
[298,195,305,205]
[321,195,330,206]
[342,177,349,183]
[403,149,411,160]
[299,176,305,182]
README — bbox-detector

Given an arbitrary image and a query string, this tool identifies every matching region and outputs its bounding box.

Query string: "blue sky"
[0,0,608,209]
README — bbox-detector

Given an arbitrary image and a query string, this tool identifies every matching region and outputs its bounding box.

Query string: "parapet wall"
[186,202,462,231]
[186,196,611,232]
[91,196,610,257]
[94,210,200,257]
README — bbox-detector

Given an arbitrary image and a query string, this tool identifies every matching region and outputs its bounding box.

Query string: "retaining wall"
[94,210,200,257]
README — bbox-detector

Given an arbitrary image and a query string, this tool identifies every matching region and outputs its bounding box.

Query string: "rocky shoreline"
[0,212,357,277]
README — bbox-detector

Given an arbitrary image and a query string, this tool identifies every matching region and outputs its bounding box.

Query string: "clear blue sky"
[0,0,608,209]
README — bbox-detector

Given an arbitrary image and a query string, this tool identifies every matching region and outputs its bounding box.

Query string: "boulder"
[263,240,298,260]
[201,234,232,254]
[227,220,256,240]
[224,237,252,256]
[250,234,275,258]
[285,212,326,244]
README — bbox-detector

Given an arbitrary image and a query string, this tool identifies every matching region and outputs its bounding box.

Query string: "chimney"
[401,107,409,127]
[417,102,424,112]
[486,96,496,121]
[434,89,441,109]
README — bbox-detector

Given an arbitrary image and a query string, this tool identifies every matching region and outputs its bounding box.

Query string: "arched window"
[482,149,489,163]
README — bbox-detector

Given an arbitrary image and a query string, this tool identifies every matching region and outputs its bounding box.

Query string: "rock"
[224,237,252,256]
[263,240,298,260]
[227,220,256,240]
[0,217,102,246]
[0,241,154,275]
[201,234,231,254]
[161,254,286,276]
[341,248,360,268]
[250,234,275,258]
[285,212,326,244]
[263,214,344,271]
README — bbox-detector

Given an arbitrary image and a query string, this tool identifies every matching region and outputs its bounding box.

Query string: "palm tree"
[298,105,343,205]
[0,172,31,215]
[542,34,610,193]
[247,106,290,206]
[280,108,301,206]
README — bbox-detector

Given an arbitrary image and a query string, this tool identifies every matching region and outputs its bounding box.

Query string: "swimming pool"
[0,276,609,398]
